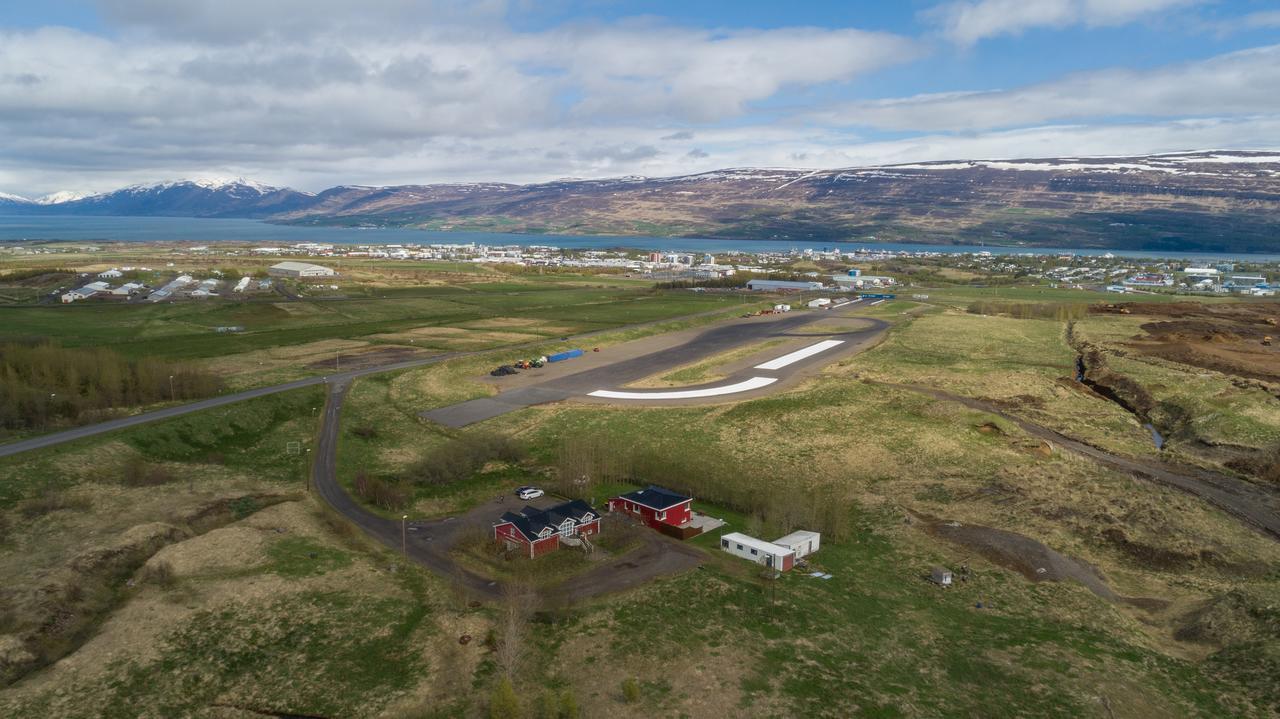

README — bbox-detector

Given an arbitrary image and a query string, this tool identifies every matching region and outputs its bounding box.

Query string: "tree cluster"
[0,341,224,432]
[553,433,854,541]
[967,300,1090,321]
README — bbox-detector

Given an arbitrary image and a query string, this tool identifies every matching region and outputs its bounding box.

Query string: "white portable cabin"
[930,566,953,587]
[719,532,796,572]
[772,530,820,559]
[773,304,791,312]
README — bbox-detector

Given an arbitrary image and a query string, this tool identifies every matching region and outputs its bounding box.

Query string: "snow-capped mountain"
[35,190,94,205]
[16,179,317,218]
[0,191,32,205]
[5,151,1280,251]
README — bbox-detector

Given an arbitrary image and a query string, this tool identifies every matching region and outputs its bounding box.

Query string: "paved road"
[892,382,1280,541]
[311,380,704,601]
[0,304,744,461]
[423,312,889,427]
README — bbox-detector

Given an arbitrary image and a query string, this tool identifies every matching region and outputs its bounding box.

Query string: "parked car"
[516,486,544,500]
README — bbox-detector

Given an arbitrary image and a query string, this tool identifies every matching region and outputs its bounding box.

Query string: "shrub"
[230,496,260,520]
[19,489,91,519]
[353,472,410,511]
[120,456,178,487]
[351,425,379,440]
[534,691,559,719]
[141,561,176,589]
[406,434,527,487]
[621,678,641,704]
[489,677,520,719]
[559,689,579,718]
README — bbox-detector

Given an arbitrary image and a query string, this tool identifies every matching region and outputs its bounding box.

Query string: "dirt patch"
[919,515,1118,596]
[304,345,426,371]
[1094,302,1280,384]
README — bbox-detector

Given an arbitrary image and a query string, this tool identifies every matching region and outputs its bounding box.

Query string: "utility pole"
[335,350,340,371]
[168,375,175,401]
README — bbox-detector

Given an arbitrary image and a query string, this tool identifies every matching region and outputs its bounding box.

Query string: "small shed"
[930,566,953,587]
[773,530,820,559]
[719,532,795,572]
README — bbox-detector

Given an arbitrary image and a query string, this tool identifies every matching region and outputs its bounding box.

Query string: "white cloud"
[814,45,1280,131]
[925,0,1200,46]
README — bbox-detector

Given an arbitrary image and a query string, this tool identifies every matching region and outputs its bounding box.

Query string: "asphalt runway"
[0,303,742,460]
[422,310,889,427]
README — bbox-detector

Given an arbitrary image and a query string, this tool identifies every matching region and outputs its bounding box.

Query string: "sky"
[1,0,1278,197]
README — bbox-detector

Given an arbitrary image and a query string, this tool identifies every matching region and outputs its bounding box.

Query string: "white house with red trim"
[493,499,600,559]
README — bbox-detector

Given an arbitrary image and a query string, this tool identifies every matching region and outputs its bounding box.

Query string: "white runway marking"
[588,376,777,400]
[868,299,885,306]
[753,339,845,370]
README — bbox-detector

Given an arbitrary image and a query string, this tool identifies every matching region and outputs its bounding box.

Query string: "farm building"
[493,500,600,559]
[746,279,824,292]
[773,530,820,559]
[268,261,337,278]
[719,532,796,572]
[608,486,693,530]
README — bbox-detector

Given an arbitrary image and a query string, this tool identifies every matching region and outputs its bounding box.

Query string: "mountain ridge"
[4,150,1279,252]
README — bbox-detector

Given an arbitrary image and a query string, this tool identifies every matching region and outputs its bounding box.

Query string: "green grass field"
[4,278,1280,717]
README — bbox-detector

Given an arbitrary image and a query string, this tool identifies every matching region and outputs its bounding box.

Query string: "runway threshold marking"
[753,339,845,370]
[868,299,886,306]
[588,376,778,400]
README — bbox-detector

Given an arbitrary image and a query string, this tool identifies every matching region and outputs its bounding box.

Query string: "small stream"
[1077,353,1165,451]
[1145,423,1166,450]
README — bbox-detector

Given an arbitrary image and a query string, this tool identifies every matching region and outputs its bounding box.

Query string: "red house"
[493,500,600,559]
[607,486,693,530]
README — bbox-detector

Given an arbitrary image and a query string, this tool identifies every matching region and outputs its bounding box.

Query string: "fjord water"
[1,215,1277,261]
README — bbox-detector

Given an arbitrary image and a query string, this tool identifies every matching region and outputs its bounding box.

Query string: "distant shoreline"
[1,215,1278,262]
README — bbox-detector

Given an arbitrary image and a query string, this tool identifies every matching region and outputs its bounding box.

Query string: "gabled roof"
[496,499,597,542]
[614,486,691,511]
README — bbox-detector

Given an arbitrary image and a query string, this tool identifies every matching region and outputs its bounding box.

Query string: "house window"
[736,544,743,551]
[657,510,666,521]
[750,548,758,556]
[721,539,729,549]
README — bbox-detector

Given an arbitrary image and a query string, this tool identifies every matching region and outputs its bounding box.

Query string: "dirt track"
[887,382,1280,542]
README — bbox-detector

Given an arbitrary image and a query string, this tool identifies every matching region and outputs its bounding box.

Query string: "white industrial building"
[61,281,110,303]
[109,282,146,296]
[97,268,123,279]
[807,298,832,308]
[772,530,821,559]
[268,261,337,278]
[719,532,796,572]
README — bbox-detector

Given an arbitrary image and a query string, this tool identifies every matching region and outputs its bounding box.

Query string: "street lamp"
[401,515,409,559]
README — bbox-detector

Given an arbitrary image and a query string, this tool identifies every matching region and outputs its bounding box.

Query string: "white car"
[515,486,544,500]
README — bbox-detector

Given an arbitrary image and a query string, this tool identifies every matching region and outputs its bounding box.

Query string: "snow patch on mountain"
[36,190,95,205]
[0,191,31,203]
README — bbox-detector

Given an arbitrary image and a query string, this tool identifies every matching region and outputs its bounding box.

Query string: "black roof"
[615,486,691,511]
[496,499,597,542]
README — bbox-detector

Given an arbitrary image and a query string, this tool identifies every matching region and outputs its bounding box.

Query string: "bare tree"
[494,580,537,680]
